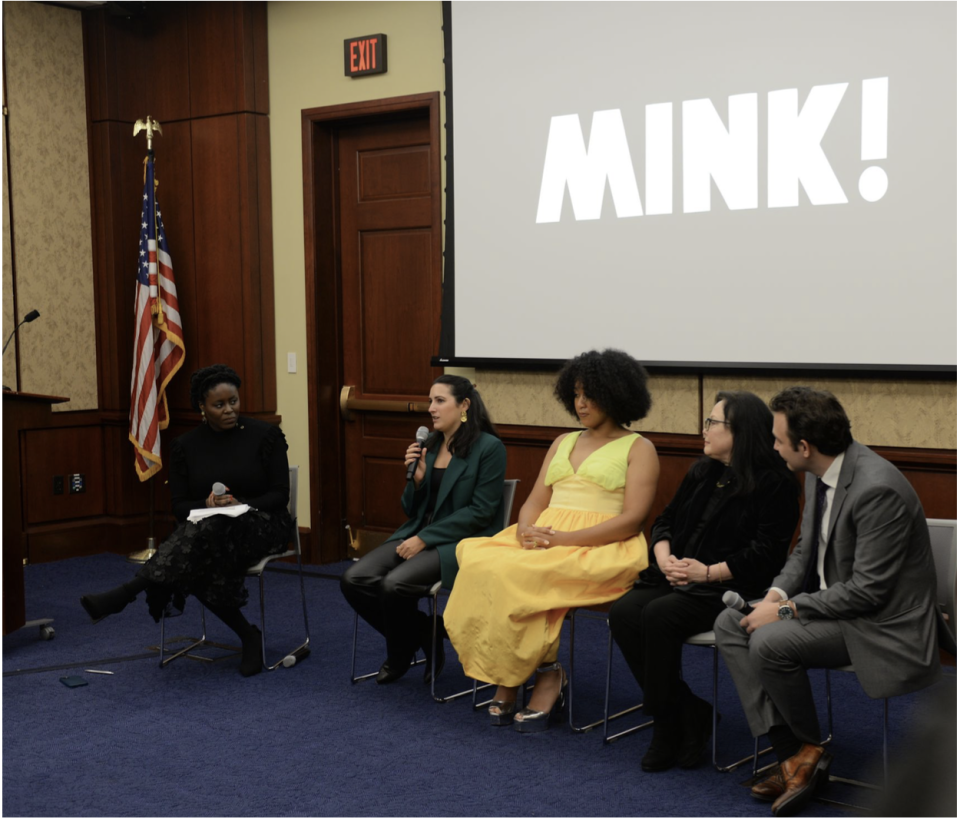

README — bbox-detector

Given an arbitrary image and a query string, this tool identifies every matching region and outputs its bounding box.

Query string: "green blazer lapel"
[433,456,467,515]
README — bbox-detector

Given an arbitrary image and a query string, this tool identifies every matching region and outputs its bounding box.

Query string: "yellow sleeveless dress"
[444,431,649,687]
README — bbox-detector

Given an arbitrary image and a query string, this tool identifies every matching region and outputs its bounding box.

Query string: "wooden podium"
[3,391,69,635]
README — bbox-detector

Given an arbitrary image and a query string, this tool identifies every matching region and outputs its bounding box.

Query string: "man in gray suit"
[715,387,941,816]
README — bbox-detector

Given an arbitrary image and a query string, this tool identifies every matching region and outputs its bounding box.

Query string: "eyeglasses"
[703,417,730,431]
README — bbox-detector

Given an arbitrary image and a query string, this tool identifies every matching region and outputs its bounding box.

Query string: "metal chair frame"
[159,465,311,671]
[566,605,649,743]
[351,478,520,696]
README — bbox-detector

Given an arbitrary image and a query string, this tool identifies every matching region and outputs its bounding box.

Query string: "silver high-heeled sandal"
[488,686,520,726]
[514,661,567,733]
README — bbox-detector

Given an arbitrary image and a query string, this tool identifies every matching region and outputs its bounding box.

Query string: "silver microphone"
[722,590,754,615]
[405,426,430,481]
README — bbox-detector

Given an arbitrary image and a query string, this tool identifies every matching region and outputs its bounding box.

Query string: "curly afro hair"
[189,364,242,412]
[553,349,652,427]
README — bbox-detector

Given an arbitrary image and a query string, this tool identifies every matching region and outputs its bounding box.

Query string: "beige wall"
[268,1,446,525]
[2,2,97,409]
[267,1,955,529]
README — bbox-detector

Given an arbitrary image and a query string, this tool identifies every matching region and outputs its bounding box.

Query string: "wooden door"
[305,96,443,563]
[338,113,442,553]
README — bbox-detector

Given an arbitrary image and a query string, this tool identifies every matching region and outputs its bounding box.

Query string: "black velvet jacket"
[648,459,800,601]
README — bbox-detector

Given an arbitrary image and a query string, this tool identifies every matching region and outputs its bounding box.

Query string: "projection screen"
[443,2,956,371]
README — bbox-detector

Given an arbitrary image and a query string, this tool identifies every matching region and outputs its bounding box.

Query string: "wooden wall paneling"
[237,113,266,412]
[190,115,246,376]
[247,1,269,115]
[235,1,269,115]
[188,2,243,118]
[23,427,105,525]
[88,122,125,410]
[304,119,343,564]
[255,114,276,410]
[109,9,191,123]
[81,10,108,121]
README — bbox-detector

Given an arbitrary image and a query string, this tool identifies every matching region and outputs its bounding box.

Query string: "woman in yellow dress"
[444,349,660,732]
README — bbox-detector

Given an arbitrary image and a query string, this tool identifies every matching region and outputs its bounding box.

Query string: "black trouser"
[609,584,725,715]
[340,539,441,664]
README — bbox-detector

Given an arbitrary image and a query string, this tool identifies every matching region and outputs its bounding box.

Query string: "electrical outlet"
[68,474,85,494]
[53,476,64,495]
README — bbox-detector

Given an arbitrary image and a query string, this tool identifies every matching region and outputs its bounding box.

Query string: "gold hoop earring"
[460,410,468,423]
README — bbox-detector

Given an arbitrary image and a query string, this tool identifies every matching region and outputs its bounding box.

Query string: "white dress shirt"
[773,452,844,601]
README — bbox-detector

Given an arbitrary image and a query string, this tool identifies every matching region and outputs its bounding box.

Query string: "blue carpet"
[3,554,954,816]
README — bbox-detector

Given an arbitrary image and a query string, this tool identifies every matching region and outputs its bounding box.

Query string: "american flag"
[128,156,185,481]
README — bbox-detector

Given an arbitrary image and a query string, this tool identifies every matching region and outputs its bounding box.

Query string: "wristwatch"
[777,602,795,621]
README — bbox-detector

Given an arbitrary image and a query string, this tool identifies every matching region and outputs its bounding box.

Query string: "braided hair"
[189,364,242,412]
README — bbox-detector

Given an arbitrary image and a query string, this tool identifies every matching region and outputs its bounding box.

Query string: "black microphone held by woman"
[340,375,507,686]
[405,426,430,481]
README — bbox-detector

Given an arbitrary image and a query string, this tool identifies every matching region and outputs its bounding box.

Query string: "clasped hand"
[659,555,709,586]
[517,525,569,549]
[206,488,239,508]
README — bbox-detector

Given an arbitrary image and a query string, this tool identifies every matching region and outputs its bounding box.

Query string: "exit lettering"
[344,34,388,78]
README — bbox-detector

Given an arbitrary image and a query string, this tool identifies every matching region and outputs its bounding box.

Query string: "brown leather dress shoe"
[750,769,785,802]
[771,743,832,816]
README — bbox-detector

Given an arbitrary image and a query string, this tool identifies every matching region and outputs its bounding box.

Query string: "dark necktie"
[802,478,828,593]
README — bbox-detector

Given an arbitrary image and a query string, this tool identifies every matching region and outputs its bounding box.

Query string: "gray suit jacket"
[772,441,941,699]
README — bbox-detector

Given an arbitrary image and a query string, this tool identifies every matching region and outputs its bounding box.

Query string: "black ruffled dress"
[137,417,294,621]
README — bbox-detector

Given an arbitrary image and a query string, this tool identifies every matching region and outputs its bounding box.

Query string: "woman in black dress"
[80,364,293,677]
[609,390,800,770]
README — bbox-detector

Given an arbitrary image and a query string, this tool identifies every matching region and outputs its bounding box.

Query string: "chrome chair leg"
[567,608,647,741]
[159,605,210,668]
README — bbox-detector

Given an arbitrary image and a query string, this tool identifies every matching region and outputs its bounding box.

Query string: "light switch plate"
[287,352,297,373]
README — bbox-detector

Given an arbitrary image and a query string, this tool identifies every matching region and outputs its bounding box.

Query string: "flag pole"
[128,116,164,564]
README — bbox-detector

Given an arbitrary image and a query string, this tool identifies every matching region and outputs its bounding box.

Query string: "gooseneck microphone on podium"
[722,590,754,615]
[2,309,40,356]
[406,426,430,481]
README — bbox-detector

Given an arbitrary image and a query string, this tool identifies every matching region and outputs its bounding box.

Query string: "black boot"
[677,694,719,768]
[239,625,264,678]
[641,714,682,772]
[199,597,263,677]
[80,579,143,624]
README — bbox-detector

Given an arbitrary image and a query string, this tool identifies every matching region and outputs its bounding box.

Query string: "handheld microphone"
[2,309,40,355]
[405,426,430,481]
[212,482,228,497]
[722,590,754,615]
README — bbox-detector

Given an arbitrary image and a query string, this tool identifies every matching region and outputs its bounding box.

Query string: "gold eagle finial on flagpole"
[133,116,163,150]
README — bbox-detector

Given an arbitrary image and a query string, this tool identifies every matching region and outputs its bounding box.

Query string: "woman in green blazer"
[340,375,507,685]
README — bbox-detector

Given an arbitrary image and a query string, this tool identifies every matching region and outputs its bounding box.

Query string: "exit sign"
[344,34,387,77]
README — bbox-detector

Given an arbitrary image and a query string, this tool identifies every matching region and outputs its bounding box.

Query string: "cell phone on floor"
[59,676,88,688]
